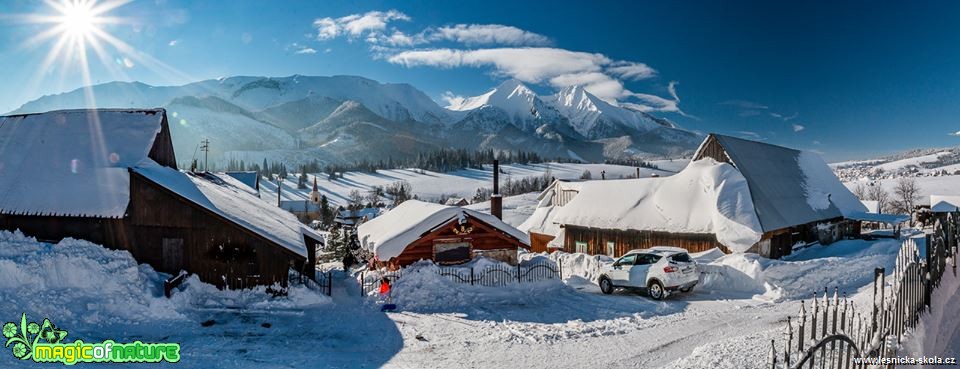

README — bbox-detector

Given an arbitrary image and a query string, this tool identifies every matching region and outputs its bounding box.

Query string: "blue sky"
[1,0,959,161]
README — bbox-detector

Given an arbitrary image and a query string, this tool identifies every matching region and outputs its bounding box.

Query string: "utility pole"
[200,139,210,172]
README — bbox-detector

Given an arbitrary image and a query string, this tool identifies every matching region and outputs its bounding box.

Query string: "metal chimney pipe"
[491,160,502,219]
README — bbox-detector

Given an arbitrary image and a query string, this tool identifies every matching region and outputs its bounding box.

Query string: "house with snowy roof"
[0,109,322,290]
[545,134,867,259]
[357,200,530,268]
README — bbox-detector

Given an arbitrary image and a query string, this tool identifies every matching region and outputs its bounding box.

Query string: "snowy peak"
[449,79,562,133]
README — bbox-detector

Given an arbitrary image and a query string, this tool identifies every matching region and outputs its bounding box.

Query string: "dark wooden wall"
[0,215,129,249]
[128,172,308,289]
[390,216,528,267]
[563,225,730,257]
[692,134,731,165]
[147,113,178,169]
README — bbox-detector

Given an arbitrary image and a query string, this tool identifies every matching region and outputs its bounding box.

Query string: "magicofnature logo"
[3,313,180,365]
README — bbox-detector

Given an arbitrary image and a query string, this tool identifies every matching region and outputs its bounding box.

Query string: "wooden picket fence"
[770,213,959,369]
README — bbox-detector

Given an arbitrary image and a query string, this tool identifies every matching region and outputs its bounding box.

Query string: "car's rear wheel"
[680,286,694,293]
[648,280,665,300]
[599,277,614,294]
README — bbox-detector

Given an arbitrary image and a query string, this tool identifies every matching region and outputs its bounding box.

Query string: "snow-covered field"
[0,230,913,368]
[260,162,668,206]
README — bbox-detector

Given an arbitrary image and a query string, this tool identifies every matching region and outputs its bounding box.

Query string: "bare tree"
[347,189,364,212]
[852,183,867,200]
[866,183,890,214]
[891,177,921,215]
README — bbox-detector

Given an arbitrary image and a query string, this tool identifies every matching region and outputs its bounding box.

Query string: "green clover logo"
[4,314,68,360]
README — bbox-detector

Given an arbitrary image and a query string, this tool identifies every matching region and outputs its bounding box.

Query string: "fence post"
[559,258,563,280]
[518,262,522,284]
[360,272,365,297]
[798,301,806,353]
[769,339,777,369]
[471,267,475,286]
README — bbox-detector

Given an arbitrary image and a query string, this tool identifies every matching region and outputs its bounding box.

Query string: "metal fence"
[770,213,959,369]
[359,259,562,296]
[314,270,332,296]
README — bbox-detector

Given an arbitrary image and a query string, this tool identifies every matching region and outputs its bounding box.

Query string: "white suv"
[598,246,699,300]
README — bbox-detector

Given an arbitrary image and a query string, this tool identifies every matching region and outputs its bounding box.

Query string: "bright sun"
[60,0,99,38]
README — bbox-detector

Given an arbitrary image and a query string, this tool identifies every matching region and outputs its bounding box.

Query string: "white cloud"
[720,100,769,110]
[295,47,317,55]
[606,61,656,80]
[736,131,766,141]
[440,91,466,109]
[949,131,960,136]
[167,39,179,47]
[813,140,822,145]
[313,10,410,41]
[792,123,805,132]
[427,24,550,46]
[388,47,610,83]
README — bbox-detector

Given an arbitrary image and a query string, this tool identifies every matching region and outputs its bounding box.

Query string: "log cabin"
[357,200,530,268]
[545,134,867,259]
[0,108,322,289]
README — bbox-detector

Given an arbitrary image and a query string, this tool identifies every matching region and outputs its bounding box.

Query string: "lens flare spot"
[70,159,80,174]
[108,152,120,164]
[179,119,187,126]
[171,112,178,118]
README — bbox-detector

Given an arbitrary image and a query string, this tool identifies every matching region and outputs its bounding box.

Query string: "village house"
[0,109,322,289]
[444,197,470,207]
[538,134,868,259]
[357,200,530,268]
[335,206,383,227]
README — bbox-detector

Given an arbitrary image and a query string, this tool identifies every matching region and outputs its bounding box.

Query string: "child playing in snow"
[379,277,391,299]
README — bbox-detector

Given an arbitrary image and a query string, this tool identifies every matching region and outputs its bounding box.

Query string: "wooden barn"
[548,134,867,259]
[357,200,530,268]
[0,109,322,289]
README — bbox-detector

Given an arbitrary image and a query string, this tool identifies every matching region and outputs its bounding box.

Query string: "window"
[575,241,588,254]
[670,253,692,263]
[606,241,615,256]
[616,254,637,266]
[636,254,662,265]
[434,242,471,264]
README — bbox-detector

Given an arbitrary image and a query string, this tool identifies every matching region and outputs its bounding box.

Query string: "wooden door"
[161,238,184,273]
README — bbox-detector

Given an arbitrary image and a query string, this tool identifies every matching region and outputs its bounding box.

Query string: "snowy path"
[381,288,793,369]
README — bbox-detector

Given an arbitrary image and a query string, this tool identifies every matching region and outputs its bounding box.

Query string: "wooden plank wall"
[391,216,527,267]
[128,173,306,289]
[563,225,729,257]
[529,232,555,253]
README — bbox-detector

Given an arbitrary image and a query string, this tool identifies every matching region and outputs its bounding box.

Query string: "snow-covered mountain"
[10,75,702,166]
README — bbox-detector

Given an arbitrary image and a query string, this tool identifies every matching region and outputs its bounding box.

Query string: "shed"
[0,109,320,289]
[358,200,530,268]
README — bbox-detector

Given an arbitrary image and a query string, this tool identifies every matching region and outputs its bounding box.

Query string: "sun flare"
[59,0,99,38]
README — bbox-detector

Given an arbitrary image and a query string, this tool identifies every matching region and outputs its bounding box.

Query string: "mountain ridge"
[10,75,702,166]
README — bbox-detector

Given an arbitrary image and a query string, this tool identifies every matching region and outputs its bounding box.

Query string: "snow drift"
[0,231,329,328]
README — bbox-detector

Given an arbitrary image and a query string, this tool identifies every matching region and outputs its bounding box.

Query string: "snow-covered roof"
[552,159,763,252]
[703,134,866,232]
[444,197,468,206]
[930,195,960,213]
[358,200,530,260]
[133,163,319,258]
[861,200,880,214]
[0,109,167,218]
[518,205,562,235]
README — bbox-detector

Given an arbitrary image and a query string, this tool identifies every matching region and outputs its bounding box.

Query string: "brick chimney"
[491,160,502,219]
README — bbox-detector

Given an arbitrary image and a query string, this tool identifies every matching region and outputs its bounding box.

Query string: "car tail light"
[663,266,678,273]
